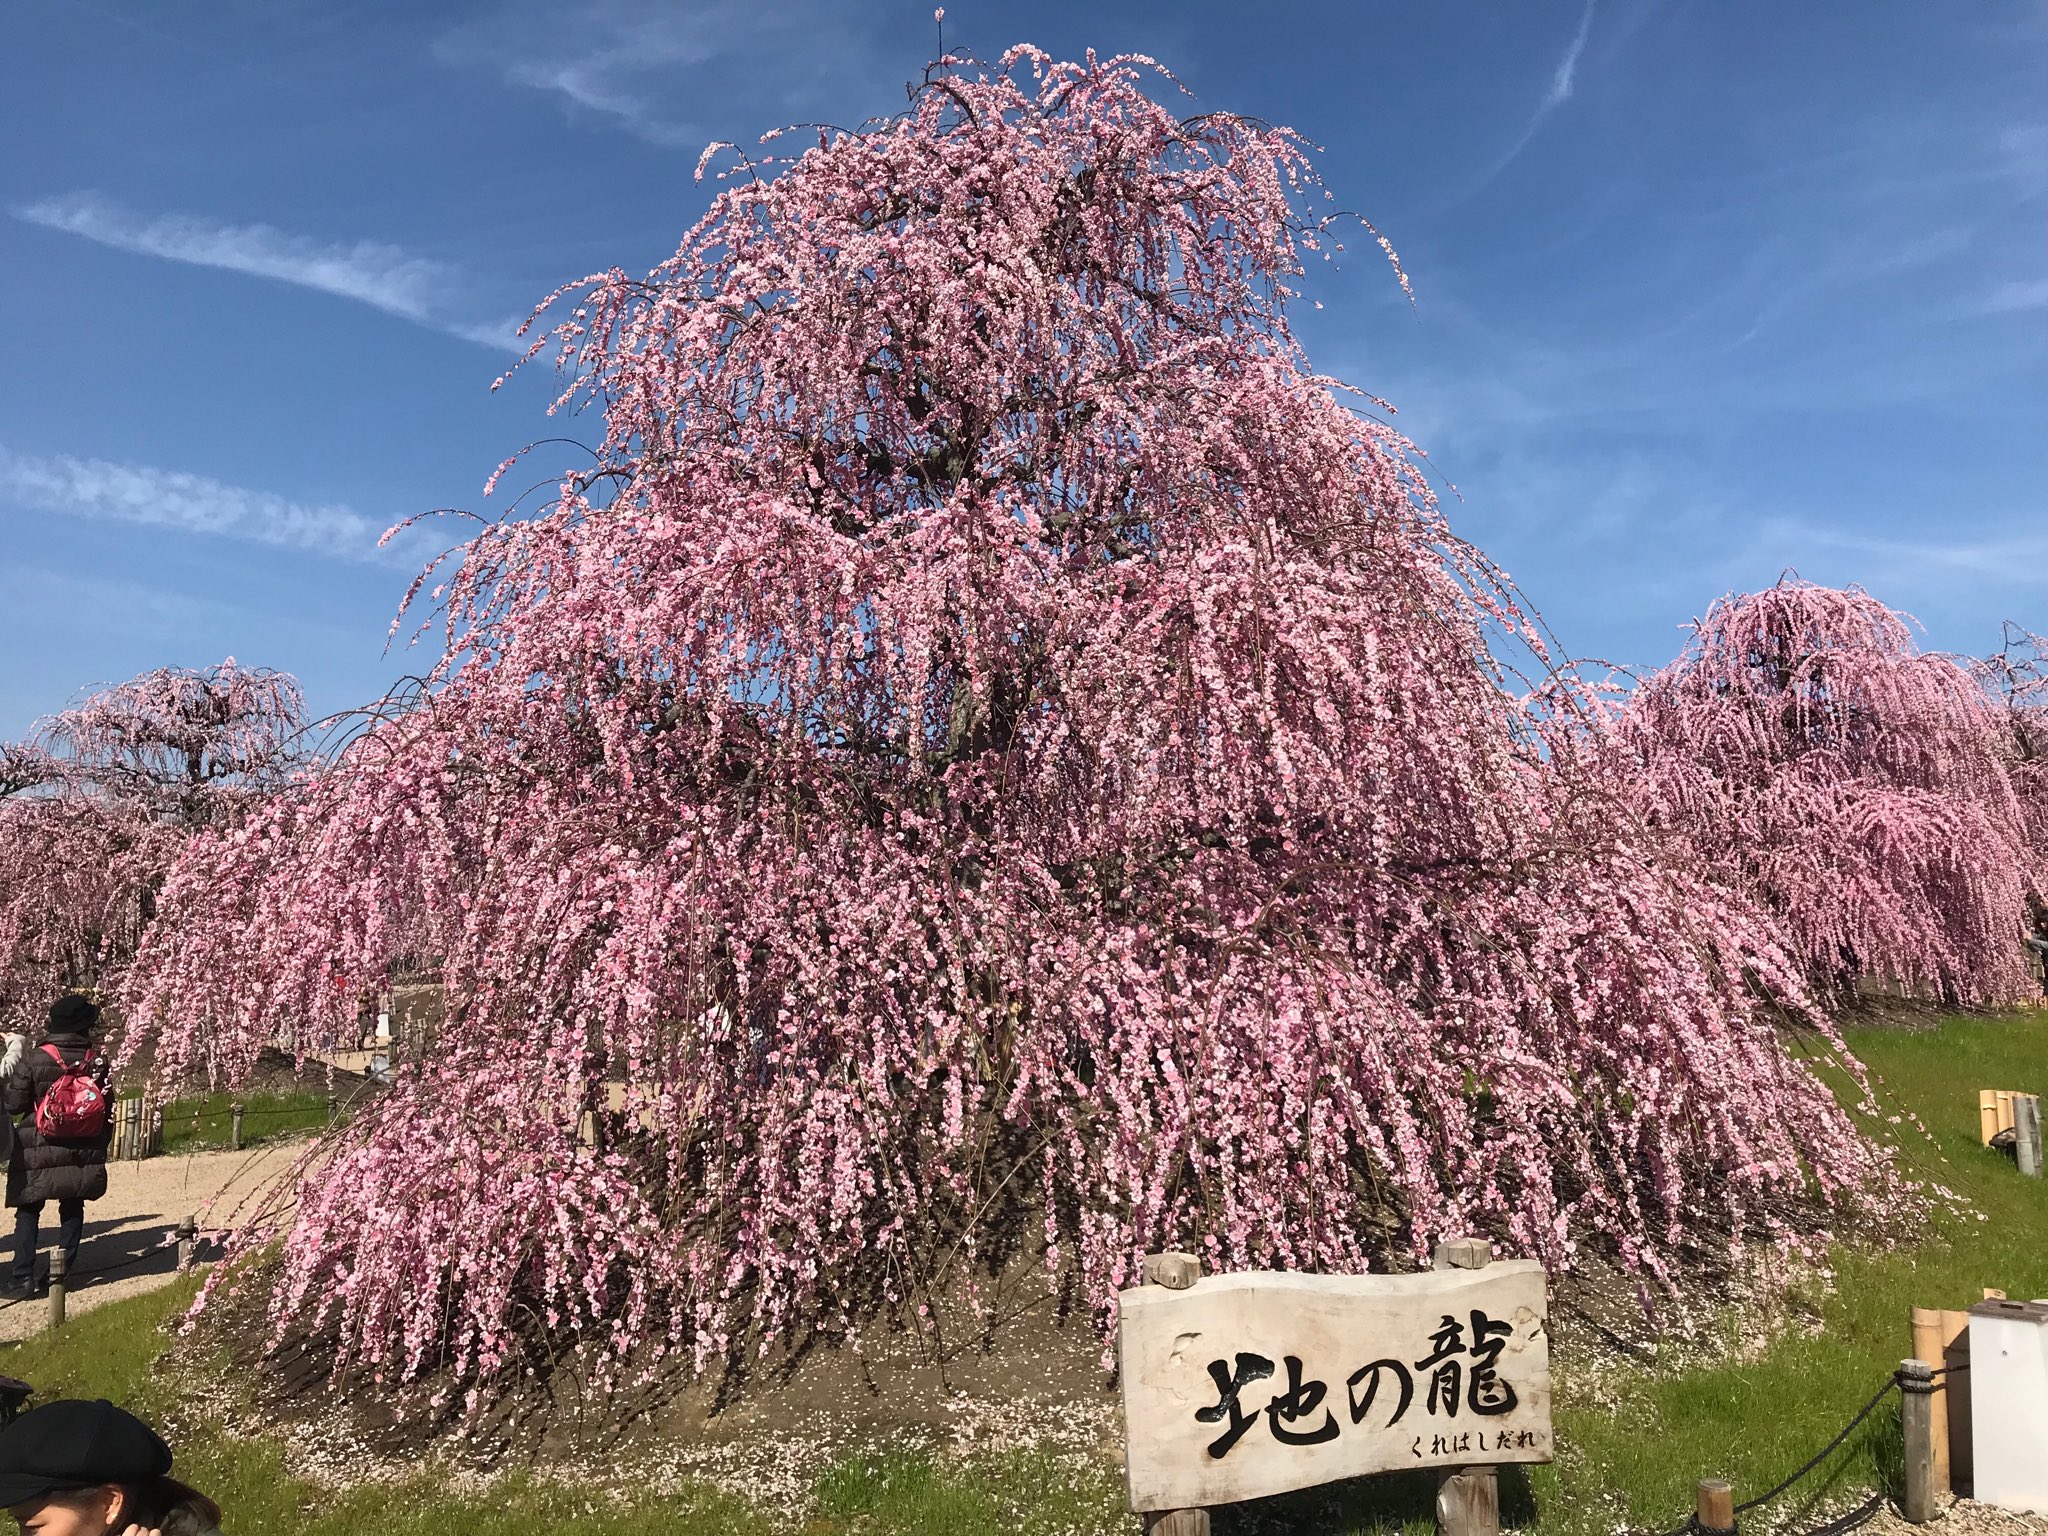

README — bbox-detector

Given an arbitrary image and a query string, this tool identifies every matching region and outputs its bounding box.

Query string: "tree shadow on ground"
[22,1210,221,1288]
[1212,1465,1538,1535]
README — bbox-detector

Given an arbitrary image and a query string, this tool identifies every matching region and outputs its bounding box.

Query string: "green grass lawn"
[0,1279,1119,1536]
[1522,1009,2048,1536]
[5,1011,2044,1534]
[157,1090,331,1154]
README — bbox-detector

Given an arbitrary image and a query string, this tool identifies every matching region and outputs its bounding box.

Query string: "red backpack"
[34,1045,107,1139]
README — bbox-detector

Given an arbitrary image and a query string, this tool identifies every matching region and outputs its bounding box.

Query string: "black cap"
[0,1399,172,1507]
[45,995,100,1036]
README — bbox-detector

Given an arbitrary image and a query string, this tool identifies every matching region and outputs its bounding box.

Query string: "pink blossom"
[0,661,304,1027]
[122,51,1897,1408]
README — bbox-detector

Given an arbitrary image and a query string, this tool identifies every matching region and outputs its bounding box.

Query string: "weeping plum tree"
[1618,578,2042,1006]
[0,661,305,1027]
[126,49,1892,1404]
[1975,624,2048,868]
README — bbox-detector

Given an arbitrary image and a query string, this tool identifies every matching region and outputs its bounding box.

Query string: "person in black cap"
[0,1398,221,1535]
[2,995,114,1298]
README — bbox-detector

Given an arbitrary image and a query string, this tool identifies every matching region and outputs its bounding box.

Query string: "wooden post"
[112,1096,156,1162]
[47,1247,65,1329]
[230,1103,245,1151]
[1138,1252,1209,1536]
[1434,1238,1493,1271]
[147,1103,162,1157]
[1997,1091,2017,1140]
[1695,1478,1735,1536]
[2018,1095,2043,1178]
[1910,1308,1951,1495]
[1434,1239,1499,1536]
[1900,1358,1936,1523]
[1980,1090,2001,1146]
[1438,1467,1501,1536]
[176,1217,196,1274]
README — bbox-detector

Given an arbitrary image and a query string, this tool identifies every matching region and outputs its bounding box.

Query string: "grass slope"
[1529,1010,2048,1536]
[2,1012,2042,1534]
[158,1091,330,1155]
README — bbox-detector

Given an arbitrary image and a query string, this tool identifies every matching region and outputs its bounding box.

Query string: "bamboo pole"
[1980,1090,2000,1146]
[1942,1311,1973,1494]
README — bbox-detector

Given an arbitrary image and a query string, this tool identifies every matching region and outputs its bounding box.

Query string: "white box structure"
[1970,1298,2048,1513]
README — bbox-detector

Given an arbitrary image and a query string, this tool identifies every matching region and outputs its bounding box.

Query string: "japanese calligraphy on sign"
[1118,1262,1551,1512]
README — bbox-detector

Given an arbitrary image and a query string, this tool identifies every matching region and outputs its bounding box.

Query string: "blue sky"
[2,0,2043,735]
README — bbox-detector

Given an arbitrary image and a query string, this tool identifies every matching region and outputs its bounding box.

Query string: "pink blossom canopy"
[0,660,304,1028]
[1619,578,2042,1006]
[126,51,1893,1404]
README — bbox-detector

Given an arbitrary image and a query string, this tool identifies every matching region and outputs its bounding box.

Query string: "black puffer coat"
[4,1029,111,1206]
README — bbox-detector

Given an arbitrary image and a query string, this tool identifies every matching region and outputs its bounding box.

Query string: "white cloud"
[433,0,876,148]
[15,193,523,353]
[0,445,412,564]
[1740,517,2048,598]
[8,567,226,631]
[1545,0,1598,108]
[500,55,702,147]
[434,3,727,145]
[1998,123,2048,198]
[1445,0,1601,204]
[1979,276,2048,314]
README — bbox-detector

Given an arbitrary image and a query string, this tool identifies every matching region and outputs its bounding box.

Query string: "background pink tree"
[1975,624,2048,882]
[1616,577,2043,1007]
[127,50,1894,1405]
[0,660,306,1028]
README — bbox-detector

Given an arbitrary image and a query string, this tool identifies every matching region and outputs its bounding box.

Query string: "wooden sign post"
[1119,1255,1551,1525]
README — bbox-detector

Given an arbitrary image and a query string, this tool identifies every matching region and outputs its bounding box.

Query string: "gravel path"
[0,1140,304,1343]
[1861,1495,2048,1536]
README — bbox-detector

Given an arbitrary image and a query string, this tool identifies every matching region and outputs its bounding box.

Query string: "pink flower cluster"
[121,52,1911,1403]
[0,661,304,1026]
[1616,579,2044,1006]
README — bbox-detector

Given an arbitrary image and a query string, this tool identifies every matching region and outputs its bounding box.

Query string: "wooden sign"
[1119,1261,1552,1513]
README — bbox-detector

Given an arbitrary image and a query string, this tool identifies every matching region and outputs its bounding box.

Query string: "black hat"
[45,995,100,1036]
[0,1399,171,1507]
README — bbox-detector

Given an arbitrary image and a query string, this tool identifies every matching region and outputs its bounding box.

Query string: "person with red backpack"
[1,995,112,1298]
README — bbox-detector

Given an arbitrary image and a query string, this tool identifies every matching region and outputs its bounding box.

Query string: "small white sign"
[1119,1262,1552,1512]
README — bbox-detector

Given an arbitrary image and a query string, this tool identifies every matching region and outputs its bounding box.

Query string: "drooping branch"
[0,660,307,1025]
[1617,577,2041,1005]
[126,50,1895,1411]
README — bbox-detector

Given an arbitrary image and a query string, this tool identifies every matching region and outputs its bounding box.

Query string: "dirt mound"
[180,1246,1119,1487]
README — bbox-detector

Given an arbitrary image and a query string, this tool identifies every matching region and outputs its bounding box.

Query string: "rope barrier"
[1795,1492,1887,1536]
[1731,1375,1899,1516]
[1651,1368,1904,1536]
